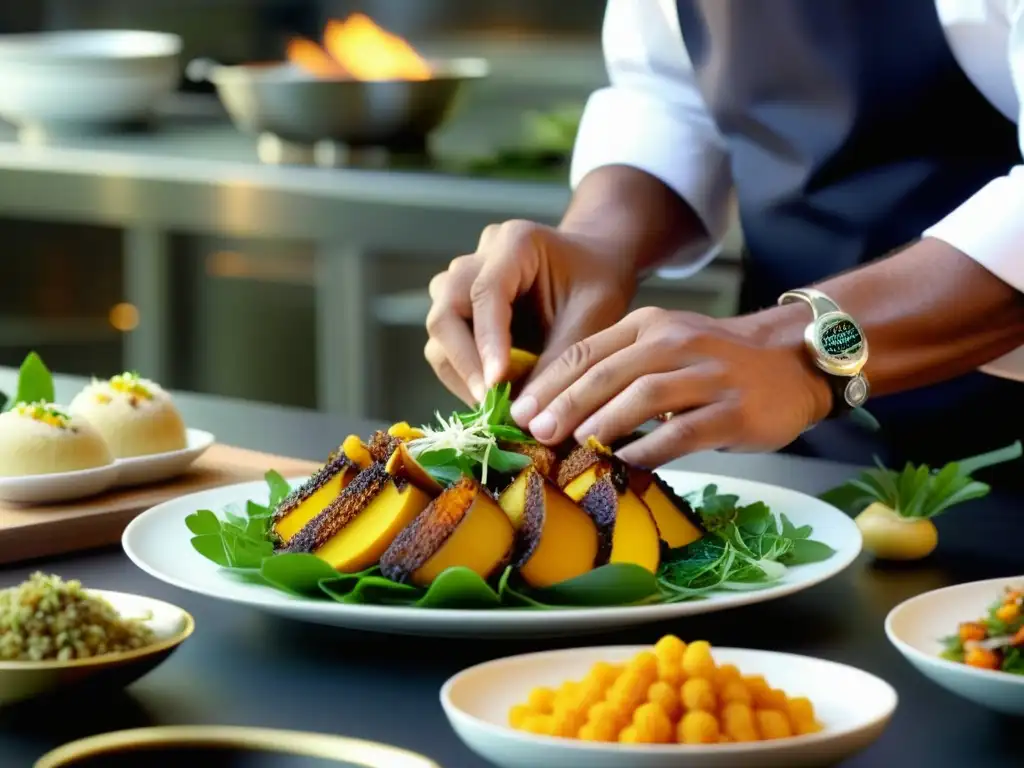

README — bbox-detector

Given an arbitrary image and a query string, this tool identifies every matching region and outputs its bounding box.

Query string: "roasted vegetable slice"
[272,454,357,544]
[340,434,373,470]
[283,463,431,572]
[506,347,539,383]
[501,441,559,480]
[380,477,514,587]
[558,439,661,573]
[384,441,444,496]
[387,421,425,441]
[630,469,705,549]
[367,429,402,463]
[499,466,599,588]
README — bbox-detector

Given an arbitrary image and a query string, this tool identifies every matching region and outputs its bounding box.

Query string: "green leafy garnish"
[820,441,1022,518]
[185,470,284,568]
[657,485,835,596]
[3,352,55,412]
[406,383,533,486]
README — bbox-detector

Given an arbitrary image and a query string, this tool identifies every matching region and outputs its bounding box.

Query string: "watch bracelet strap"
[778,287,840,317]
[778,288,866,421]
[826,376,855,419]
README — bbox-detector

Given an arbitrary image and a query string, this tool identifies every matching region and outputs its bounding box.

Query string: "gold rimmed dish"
[0,590,194,707]
[34,725,442,767]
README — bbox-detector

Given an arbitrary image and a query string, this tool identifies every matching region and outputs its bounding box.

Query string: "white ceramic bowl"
[886,575,1024,714]
[441,646,897,768]
[0,589,193,707]
[0,30,181,136]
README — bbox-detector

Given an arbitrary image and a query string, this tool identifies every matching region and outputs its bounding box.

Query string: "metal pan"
[188,57,488,147]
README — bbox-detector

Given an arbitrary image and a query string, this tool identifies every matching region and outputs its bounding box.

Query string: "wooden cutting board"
[0,444,321,566]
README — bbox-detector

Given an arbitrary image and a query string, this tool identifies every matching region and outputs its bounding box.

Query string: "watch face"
[815,314,865,364]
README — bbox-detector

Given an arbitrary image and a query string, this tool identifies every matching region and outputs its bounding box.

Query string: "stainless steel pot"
[187,57,488,147]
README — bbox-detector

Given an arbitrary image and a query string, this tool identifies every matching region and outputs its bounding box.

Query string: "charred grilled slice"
[272,454,357,544]
[498,466,599,588]
[283,462,431,573]
[380,477,514,587]
[556,439,661,572]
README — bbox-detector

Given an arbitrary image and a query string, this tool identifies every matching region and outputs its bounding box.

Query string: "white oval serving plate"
[441,645,897,768]
[114,428,215,488]
[0,428,214,505]
[886,574,1024,714]
[122,469,863,638]
[0,462,120,505]
[0,589,193,707]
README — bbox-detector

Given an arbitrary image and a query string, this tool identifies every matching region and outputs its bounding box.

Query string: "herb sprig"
[658,485,835,597]
[186,470,291,568]
[819,441,1022,519]
[1,352,55,413]
[406,383,533,486]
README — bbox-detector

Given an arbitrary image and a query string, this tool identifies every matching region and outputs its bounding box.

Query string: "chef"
[424,0,1024,481]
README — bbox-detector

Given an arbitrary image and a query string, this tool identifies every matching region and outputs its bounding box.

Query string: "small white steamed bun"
[69,373,187,459]
[0,402,114,477]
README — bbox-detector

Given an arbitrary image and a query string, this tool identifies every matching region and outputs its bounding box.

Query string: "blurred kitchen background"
[0,1,742,425]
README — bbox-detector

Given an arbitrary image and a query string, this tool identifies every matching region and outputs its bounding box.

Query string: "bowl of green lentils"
[0,572,193,706]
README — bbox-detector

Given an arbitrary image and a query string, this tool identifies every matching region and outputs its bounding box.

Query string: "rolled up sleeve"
[924,0,1024,374]
[924,0,1024,293]
[570,0,734,276]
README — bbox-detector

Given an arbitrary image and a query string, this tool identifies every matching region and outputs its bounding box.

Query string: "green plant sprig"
[658,485,834,596]
[2,352,55,413]
[819,441,1022,519]
[406,383,533,486]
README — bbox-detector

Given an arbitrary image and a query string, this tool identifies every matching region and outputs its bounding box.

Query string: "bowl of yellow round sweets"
[440,636,897,768]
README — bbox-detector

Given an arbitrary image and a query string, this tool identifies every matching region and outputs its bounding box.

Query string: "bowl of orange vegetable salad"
[441,636,896,768]
[887,575,1024,715]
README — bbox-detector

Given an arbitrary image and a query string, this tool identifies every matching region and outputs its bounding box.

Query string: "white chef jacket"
[570,0,1024,378]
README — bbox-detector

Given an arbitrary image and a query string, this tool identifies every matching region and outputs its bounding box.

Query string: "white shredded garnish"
[406,402,502,485]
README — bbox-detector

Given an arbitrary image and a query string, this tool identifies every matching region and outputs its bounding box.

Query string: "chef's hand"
[425,220,634,404]
[508,307,834,467]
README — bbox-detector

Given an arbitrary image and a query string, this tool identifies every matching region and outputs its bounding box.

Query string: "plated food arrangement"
[0,353,213,503]
[181,383,843,614]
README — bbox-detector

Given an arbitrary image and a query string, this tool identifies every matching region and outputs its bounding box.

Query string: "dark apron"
[676,0,1024,485]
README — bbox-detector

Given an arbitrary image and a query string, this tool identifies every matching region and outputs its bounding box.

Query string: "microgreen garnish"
[658,485,835,596]
[109,371,153,399]
[14,401,72,429]
[406,383,533,486]
[820,441,1022,519]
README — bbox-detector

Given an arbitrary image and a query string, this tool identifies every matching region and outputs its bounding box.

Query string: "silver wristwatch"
[777,288,870,414]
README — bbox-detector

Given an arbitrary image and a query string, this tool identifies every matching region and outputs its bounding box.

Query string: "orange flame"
[285,13,432,81]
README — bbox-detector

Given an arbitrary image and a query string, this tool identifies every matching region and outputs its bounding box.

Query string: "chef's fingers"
[574,362,727,447]
[424,337,475,405]
[470,221,542,389]
[426,256,486,402]
[511,319,639,436]
[615,401,740,468]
